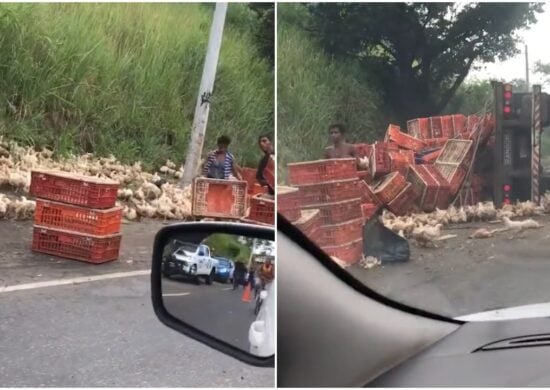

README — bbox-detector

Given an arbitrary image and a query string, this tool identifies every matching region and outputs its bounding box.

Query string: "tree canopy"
[308,2,544,123]
[535,61,550,86]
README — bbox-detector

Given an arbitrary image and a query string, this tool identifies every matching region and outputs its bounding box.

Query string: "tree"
[534,61,550,86]
[308,2,543,124]
[443,79,492,115]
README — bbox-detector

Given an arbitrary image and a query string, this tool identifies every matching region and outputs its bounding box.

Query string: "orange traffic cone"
[242,283,252,303]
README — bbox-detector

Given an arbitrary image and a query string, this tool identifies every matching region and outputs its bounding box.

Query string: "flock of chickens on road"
[380,197,550,248]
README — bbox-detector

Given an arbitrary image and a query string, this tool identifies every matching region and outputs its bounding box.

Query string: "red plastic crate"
[297,179,362,206]
[467,115,481,132]
[250,183,267,196]
[263,155,275,189]
[387,183,418,216]
[389,151,411,177]
[322,238,363,265]
[317,218,363,247]
[369,143,391,179]
[373,171,407,204]
[192,178,247,219]
[240,217,273,227]
[361,202,380,223]
[357,170,374,185]
[406,165,439,212]
[30,170,119,209]
[358,180,382,206]
[277,186,302,222]
[241,167,257,191]
[248,194,274,225]
[424,138,449,148]
[35,199,122,236]
[354,143,373,158]
[294,209,323,243]
[452,114,467,136]
[441,116,454,138]
[430,116,443,138]
[287,159,357,185]
[32,226,121,264]
[399,149,416,164]
[421,149,442,164]
[423,165,451,209]
[386,124,427,152]
[435,139,473,170]
[435,164,467,196]
[303,198,362,225]
[407,118,431,139]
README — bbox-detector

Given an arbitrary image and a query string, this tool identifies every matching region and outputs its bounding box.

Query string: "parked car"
[162,242,216,284]
[212,256,234,283]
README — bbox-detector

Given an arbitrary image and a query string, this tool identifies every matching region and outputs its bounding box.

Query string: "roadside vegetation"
[0,3,273,170]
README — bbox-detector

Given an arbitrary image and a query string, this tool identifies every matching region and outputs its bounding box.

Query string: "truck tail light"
[503,184,512,204]
[503,84,513,118]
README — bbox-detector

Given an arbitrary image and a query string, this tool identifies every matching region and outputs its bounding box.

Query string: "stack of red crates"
[30,170,123,264]
[287,159,364,265]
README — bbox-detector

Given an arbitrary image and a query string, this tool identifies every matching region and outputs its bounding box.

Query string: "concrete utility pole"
[525,45,530,92]
[181,3,228,186]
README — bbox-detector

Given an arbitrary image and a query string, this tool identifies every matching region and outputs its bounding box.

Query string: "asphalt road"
[349,214,550,319]
[162,277,259,351]
[0,220,274,387]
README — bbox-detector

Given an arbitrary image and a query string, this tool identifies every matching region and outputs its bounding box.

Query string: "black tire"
[205,269,215,285]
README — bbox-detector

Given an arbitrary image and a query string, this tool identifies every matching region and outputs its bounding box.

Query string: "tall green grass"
[277,4,387,183]
[0,3,273,169]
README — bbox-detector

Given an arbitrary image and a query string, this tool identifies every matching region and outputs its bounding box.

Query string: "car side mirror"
[151,222,275,367]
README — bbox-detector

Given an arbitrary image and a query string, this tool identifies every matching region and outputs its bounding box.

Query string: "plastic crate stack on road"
[242,159,275,226]
[287,159,364,265]
[30,170,122,264]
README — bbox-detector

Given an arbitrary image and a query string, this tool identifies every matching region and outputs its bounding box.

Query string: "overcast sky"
[468,4,550,84]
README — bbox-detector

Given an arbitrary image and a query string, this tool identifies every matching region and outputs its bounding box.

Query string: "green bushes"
[0,3,273,170]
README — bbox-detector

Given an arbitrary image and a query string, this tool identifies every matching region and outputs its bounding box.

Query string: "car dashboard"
[368,317,550,387]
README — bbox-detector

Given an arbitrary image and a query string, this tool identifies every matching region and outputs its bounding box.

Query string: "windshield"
[215,259,231,267]
[175,243,197,253]
[277,2,550,321]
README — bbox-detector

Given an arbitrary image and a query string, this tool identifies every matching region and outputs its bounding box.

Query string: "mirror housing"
[151,221,275,367]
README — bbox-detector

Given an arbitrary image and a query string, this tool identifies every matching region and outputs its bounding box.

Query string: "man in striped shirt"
[201,135,243,180]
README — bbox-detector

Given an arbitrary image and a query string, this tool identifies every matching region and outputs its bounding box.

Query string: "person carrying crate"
[202,135,243,181]
[256,134,275,196]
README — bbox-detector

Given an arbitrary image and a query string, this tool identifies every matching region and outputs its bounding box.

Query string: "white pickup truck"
[163,242,217,284]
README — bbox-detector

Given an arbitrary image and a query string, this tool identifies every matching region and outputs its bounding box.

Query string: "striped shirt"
[203,150,235,179]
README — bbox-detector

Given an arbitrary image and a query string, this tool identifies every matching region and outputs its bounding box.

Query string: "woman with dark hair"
[202,135,242,180]
[256,133,275,195]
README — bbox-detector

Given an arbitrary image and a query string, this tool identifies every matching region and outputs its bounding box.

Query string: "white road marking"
[0,270,151,294]
[162,292,191,297]
[221,287,233,291]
